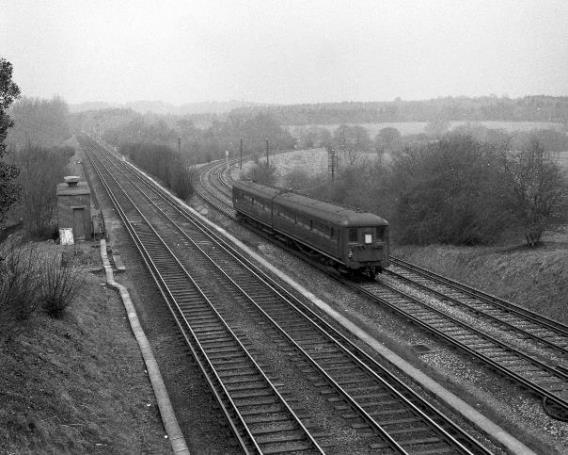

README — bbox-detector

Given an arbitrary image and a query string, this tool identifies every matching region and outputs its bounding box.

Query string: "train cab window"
[364,233,373,244]
[348,228,358,242]
[376,226,385,241]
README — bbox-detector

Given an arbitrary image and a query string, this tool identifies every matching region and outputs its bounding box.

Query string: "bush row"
[119,143,193,199]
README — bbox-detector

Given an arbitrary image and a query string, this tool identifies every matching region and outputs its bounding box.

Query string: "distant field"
[288,121,565,138]
[263,148,380,186]
[262,146,568,184]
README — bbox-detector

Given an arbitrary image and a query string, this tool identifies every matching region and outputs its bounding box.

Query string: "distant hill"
[69,100,257,115]
[231,96,568,126]
[69,101,118,113]
[69,96,568,127]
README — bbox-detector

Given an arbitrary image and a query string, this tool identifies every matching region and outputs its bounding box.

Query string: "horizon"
[68,93,568,108]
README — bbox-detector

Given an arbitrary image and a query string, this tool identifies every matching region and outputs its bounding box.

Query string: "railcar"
[233,180,389,276]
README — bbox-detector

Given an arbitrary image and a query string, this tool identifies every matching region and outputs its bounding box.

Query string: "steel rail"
[87,148,271,454]
[83,140,325,454]
[92,149,327,454]
[92,145,417,454]
[384,266,568,361]
[194,154,568,421]
[390,256,568,338]
[102,140,496,450]
[100,149,428,454]
[111,158,443,454]
[348,279,568,413]
[84,148,258,453]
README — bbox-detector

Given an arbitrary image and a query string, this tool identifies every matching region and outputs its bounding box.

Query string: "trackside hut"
[56,177,93,241]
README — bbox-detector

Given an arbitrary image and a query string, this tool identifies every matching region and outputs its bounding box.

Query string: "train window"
[349,228,358,242]
[364,233,373,244]
[376,226,385,240]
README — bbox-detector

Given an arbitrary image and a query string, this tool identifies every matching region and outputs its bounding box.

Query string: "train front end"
[343,214,390,277]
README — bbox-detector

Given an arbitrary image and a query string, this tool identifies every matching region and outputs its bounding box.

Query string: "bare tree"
[504,139,568,246]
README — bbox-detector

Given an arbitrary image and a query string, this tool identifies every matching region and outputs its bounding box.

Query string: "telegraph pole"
[265,139,270,167]
[328,146,336,182]
[239,138,243,169]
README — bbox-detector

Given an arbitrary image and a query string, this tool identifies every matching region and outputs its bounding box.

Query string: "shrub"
[39,250,84,318]
[390,136,513,245]
[243,161,278,186]
[0,242,41,337]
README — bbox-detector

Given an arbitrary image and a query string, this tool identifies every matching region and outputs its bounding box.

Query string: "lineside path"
[100,239,190,455]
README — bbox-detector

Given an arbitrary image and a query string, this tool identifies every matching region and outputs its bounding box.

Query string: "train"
[232,180,390,276]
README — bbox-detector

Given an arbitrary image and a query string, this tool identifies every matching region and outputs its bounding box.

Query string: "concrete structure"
[56,176,92,241]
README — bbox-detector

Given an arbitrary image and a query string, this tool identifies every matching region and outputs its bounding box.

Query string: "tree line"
[294,121,568,157]
[232,96,568,125]
[88,111,296,165]
[1,58,74,238]
[288,132,568,247]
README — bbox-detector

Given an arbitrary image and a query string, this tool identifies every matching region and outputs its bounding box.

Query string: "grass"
[0,242,170,454]
[393,234,568,324]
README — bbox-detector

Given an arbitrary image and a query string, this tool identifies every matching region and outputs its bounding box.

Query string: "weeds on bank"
[0,243,41,335]
[0,241,85,337]
[39,250,85,318]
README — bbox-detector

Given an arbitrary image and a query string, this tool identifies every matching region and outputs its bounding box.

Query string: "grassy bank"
[0,242,170,454]
[393,239,568,324]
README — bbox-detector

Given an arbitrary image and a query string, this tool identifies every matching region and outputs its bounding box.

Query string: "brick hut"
[56,176,92,242]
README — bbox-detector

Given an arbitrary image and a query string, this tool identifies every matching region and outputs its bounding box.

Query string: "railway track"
[80,136,494,454]
[197,157,568,422]
[386,258,568,358]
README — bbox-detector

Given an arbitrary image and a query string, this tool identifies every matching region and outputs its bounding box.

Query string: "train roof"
[275,192,388,226]
[233,180,388,227]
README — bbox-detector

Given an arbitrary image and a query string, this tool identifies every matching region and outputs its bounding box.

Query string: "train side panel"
[233,180,389,273]
[271,196,343,262]
[232,181,279,227]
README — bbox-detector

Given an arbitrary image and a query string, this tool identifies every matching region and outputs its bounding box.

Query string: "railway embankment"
[394,240,568,324]
[0,241,172,454]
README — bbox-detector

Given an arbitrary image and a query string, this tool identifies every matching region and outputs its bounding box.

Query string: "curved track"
[197,157,568,421]
[81,136,494,455]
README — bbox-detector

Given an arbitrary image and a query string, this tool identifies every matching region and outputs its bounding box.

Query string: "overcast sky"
[2,0,567,105]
